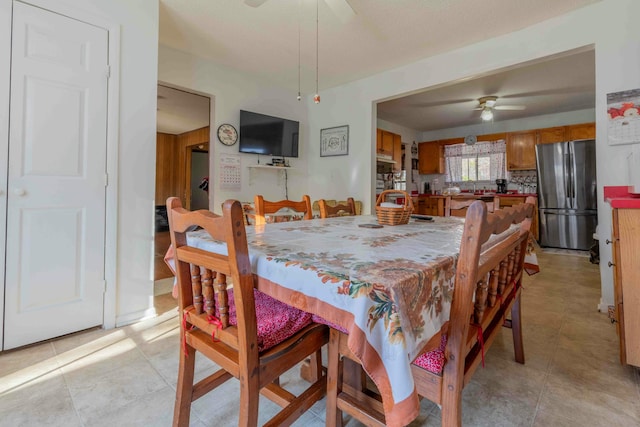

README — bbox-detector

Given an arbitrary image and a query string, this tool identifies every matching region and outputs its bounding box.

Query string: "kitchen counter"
[604,186,640,209]
[414,193,537,198]
[412,192,539,240]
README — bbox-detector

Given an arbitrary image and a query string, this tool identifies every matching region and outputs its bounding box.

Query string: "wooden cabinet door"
[376,129,383,153]
[380,130,395,156]
[506,131,536,170]
[566,123,595,140]
[616,209,640,367]
[537,126,566,145]
[392,133,402,170]
[418,142,443,174]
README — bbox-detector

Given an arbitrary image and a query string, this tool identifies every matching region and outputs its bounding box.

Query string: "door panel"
[535,142,570,209]
[538,209,597,250]
[4,3,108,349]
[18,208,84,308]
[569,139,597,210]
[24,78,85,176]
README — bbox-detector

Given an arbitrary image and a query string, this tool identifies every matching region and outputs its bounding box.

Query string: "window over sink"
[445,140,507,183]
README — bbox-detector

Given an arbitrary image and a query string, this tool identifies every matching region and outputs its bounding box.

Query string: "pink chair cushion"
[311,314,348,333]
[218,289,312,352]
[412,334,448,374]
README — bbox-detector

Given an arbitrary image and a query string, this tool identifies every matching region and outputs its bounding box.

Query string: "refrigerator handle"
[570,152,575,199]
[565,152,573,200]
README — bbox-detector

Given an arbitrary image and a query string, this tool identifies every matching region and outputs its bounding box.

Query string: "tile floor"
[1,251,639,426]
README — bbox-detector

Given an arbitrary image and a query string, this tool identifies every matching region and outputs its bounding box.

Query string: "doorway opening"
[154,84,211,304]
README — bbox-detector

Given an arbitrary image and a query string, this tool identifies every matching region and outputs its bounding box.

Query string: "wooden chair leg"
[300,349,324,383]
[173,345,196,427]
[439,389,462,427]
[238,373,260,427]
[326,329,343,427]
[511,294,525,364]
[312,349,323,381]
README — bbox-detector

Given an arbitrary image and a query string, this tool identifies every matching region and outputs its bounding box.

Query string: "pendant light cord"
[315,0,319,96]
[297,0,301,100]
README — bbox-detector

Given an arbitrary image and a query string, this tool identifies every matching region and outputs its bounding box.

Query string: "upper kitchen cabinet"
[537,126,567,145]
[378,129,395,156]
[506,130,536,170]
[418,141,444,174]
[537,123,596,145]
[566,122,596,140]
[376,129,402,170]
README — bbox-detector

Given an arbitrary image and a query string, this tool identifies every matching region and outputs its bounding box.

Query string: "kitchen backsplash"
[508,170,538,193]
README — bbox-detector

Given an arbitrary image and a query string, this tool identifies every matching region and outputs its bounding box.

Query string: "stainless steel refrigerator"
[535,139,597,250]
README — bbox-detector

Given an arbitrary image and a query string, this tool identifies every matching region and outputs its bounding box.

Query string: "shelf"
[376,157,395,164]
[247,164,294,185]
[247,164,296,170]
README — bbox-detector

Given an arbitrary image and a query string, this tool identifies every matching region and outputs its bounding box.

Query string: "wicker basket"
[375,190,414,225]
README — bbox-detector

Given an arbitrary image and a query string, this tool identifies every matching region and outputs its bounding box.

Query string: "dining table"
[179,213,469,426]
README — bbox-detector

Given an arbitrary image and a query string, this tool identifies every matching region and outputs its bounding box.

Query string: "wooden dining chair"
[167,197,329,427]
[488,195,500,212]
[318,197,356,218]
[326,197,535,427]
[445,196,499,217]
[254,195,313,225]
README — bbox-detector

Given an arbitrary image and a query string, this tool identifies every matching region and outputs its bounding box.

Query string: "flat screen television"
[239,110,299,158]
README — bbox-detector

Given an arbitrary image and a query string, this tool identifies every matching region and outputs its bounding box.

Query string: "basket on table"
[375,190,414,225]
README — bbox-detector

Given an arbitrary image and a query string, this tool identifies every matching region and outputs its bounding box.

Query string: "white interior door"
[3,2,109,349]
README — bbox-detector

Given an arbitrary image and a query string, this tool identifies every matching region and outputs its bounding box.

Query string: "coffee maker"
[496,179,508,194]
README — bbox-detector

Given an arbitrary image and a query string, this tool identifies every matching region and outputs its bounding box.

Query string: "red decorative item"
[314,93,320,104]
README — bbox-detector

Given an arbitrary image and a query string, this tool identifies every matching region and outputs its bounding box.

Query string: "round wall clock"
[464,135,477,146]
[217,124,238,146]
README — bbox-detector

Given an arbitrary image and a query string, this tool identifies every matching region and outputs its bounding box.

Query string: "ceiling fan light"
[480,107,493,121]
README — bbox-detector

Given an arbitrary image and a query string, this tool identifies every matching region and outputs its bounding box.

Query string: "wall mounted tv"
[239,110,299,158]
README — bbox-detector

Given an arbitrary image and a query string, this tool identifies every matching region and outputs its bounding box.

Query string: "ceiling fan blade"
[244,0,268,7]
[324,0,356,23]
[407,98,476,108]
[494,105,526,111]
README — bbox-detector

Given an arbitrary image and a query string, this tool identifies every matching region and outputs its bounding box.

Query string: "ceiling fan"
[474,96,525,121]
[245,0,356,23]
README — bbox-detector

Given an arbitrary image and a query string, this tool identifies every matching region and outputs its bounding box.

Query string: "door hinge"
[106,65,111,79]
[104,173,108,187]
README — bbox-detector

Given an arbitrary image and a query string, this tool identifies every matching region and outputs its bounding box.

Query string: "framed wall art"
[607,88,640,145]
[320,125,349,157]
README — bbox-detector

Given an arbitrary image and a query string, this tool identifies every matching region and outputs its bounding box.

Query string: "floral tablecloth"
[184,214,467,426]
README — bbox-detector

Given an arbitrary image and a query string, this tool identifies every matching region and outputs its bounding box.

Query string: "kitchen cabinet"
[537,126,566,145]
[610,208,640,367]
[498,196,539,241]
[377,129,402,170]
[377,129,395,156]
[536,123,596,145]
[418,141,444,174]
[414,196,444,216]
[506,131,537,170]
[566,122,596,140]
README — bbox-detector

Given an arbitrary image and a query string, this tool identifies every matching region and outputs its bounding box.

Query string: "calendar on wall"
[219,154,241,190]
[607,88,640,145]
